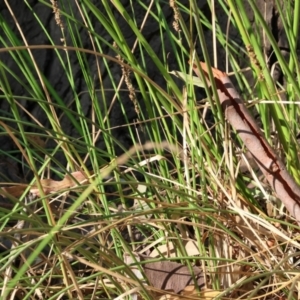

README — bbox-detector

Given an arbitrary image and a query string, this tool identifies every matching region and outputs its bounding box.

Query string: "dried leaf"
[185,241,200,256]
[156,294,179,300]
[150,242,176,258]
[143,261,204,294]
[1,170,89,198]
[191,61,300,223]
[150,241,199,258]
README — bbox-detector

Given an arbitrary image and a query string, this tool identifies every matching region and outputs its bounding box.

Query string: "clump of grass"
[0,0,300,299]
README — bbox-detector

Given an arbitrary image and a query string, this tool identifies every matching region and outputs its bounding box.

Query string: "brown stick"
[191,62,300,223]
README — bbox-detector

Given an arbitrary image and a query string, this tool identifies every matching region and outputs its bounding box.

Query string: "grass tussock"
[0,0,300,299]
